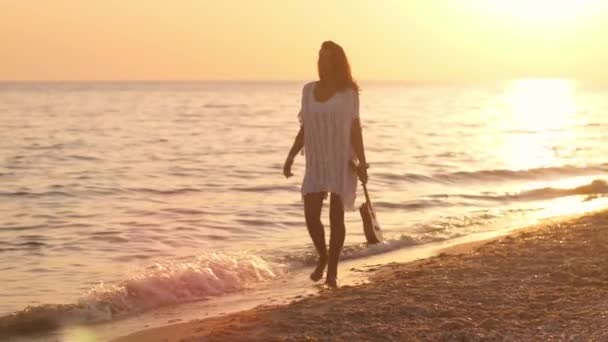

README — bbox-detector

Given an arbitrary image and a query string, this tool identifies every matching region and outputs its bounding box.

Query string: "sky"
[1,0,608,81]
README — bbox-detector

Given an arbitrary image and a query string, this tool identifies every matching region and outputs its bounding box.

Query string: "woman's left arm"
[351,118,367,165]
[350,89,368,183]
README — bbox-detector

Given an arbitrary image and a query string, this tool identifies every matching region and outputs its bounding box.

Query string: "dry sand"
[115,210,608,341]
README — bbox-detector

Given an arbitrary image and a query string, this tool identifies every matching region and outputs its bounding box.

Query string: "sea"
[1,79,608,339]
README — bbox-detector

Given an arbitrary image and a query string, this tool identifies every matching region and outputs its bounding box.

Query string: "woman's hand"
[283,156,294,178]
[350,159,369,184]
[357,164,368,185]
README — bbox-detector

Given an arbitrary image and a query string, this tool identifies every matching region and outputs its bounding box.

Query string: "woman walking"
[283,40,369,288]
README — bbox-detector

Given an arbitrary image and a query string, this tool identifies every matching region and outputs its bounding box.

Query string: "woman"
[283,40,369,288]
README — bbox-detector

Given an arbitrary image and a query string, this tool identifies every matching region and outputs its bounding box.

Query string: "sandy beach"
[113,209,608,341]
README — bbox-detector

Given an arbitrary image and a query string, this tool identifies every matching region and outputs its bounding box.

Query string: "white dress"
[297,81,360,211]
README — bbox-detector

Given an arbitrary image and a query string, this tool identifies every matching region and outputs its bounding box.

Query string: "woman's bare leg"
[304,192,327,281]
[326,192,346,287]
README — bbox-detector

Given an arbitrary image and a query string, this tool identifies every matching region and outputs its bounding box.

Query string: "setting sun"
[474,0,605,26]
[2,1,608,81]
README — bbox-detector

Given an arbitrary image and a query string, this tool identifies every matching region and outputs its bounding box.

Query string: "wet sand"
[115,210,608,341]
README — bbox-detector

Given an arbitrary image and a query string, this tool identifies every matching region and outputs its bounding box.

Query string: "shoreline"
[0,216,532,342]
[114,209,608,341]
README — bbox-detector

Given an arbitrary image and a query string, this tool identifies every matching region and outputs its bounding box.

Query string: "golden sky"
[1,0,607,81]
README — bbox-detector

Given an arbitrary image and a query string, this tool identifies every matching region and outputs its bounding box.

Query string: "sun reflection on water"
[498,78,580,171]
[496,79,608,219]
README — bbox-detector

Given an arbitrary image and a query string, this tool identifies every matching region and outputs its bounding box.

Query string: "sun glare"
[508,78,577,131]
[477,0,604,26]
[498,79,579,170]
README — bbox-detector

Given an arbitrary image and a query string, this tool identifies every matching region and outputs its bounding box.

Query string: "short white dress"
[297,81,360,211]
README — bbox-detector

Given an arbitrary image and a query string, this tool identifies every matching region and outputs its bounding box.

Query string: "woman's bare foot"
[310,257,327,282]
[324,276,338,288]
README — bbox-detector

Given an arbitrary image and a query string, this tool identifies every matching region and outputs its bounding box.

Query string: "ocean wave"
[0,231,446,338]
[232,184,294,193]
[125,187,202,195]
[375,164,608,184]
[439,179,608,203]
[367,179,608,211]
[273,233,446,268]
[0,190,75,198]
[0,252,285,337]
[373,199,458,210]
[203,103,248,109]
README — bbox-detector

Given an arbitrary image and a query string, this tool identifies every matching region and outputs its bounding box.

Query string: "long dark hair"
[317,41,360,92]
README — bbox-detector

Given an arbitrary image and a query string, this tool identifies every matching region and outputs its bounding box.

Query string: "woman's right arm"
[284,83,308,178]
[287,126,304,161]
[283,126,303,178]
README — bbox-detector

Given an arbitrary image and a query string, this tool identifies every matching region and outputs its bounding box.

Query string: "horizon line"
[0,77,596,84]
